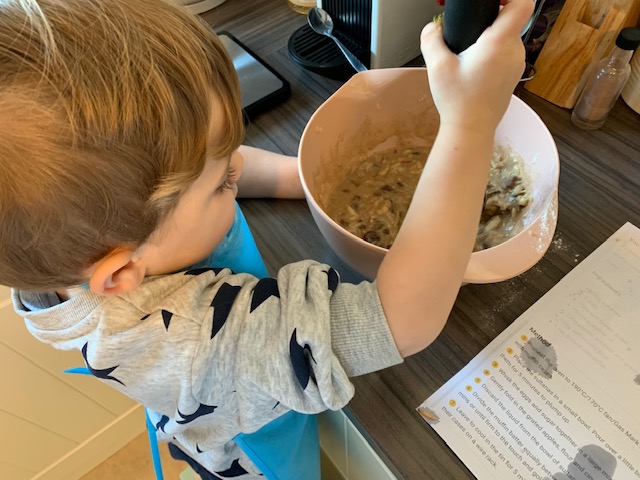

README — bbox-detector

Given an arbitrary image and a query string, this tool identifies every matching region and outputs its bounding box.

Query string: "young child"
[1,0,533,478]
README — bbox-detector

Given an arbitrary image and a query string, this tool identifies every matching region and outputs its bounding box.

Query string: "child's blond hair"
[0,0,244,290]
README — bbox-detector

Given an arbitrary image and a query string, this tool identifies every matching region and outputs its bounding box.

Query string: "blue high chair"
[67,202,320,480]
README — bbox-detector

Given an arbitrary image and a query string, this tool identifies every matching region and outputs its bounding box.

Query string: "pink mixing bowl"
[299,68,559,283]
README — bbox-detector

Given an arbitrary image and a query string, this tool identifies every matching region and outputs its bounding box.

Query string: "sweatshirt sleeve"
[16,260,402,438]
[187,260,403,427]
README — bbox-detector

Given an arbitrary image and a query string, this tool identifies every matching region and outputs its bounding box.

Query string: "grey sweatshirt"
[13,260,402,478]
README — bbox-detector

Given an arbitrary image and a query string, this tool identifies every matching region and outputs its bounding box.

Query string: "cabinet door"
[0,410,76,479]
[0,290,138,477]
[0,295,136,414]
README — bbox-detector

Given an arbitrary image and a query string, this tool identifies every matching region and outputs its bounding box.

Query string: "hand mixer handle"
[443,0,501,54]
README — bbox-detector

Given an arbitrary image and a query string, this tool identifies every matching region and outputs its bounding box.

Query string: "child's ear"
[89,248,146,296]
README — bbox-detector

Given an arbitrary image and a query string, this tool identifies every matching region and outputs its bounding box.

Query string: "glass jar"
[571,28,640,130]
[287,0,316,15]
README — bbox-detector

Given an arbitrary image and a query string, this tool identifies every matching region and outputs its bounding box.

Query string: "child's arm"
[377,0,534,358]
[235,145,304,199]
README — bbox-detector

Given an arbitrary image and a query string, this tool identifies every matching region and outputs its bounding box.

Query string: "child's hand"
[420,0,534,131]
[235,146,304,199]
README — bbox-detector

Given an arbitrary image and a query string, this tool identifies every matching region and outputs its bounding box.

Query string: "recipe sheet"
[418,223,640,480]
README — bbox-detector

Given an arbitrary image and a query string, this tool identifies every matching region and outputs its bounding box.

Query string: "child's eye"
[217,166,238,192]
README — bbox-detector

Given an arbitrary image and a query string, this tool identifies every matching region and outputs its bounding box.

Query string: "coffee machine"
[288,0,443,79]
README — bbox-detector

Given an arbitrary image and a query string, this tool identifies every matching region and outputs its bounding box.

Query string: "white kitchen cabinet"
[0,290,143,479]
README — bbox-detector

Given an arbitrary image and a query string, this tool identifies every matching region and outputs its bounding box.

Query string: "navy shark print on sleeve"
[176,403,217,424]
[162,310,173,330]
[289,329,317,389]
[324,267,339,293]
[81,343,125,386]
[210,283,241,339]
[155,415,170,433]
[215,458,249,477]
[250,277,280,312]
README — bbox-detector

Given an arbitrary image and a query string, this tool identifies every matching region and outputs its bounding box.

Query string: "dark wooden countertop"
[203,1,640,478]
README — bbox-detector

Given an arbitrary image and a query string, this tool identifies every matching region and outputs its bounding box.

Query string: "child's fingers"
[420,22,445,52]
[420,22,452,70]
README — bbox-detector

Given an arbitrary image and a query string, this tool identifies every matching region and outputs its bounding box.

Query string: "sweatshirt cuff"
[330,281,403,377]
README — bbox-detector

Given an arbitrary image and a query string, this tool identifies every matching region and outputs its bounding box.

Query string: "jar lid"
[616,27,640,51]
